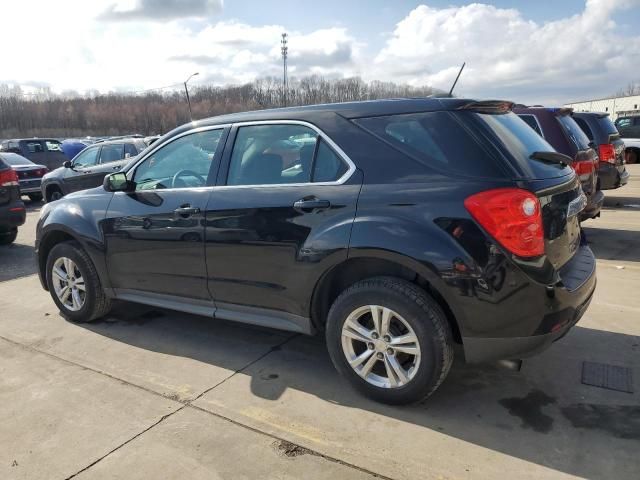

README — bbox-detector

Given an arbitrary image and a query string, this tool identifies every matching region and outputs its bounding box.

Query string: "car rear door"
[103,127,227,304]
[204,121,361,329]
[83,143,126,189]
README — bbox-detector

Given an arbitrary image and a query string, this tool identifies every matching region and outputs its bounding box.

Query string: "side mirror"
[63,160,72,168]
[103,172,134,192]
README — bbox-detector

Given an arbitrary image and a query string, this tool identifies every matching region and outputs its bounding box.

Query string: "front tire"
[326,277,454,405]
[28,193,43,202]
[46,241,112,322]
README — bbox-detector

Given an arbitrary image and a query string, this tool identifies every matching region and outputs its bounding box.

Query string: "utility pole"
[281,32,288,106]
[184,72,199,120]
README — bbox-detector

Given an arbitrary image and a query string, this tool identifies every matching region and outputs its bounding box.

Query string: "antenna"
[448,62,466,97]
[281,32,289,106]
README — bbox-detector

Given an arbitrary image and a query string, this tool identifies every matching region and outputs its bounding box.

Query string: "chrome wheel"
[51,257,86,311]
[341,305,421,389]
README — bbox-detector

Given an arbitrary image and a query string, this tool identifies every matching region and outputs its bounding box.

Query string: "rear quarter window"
[353,111,507,178]
[557,115,591,150]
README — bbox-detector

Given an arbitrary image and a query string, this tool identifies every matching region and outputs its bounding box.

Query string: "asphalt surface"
[1,168,639,479]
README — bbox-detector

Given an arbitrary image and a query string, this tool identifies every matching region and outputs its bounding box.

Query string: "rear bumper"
[19,180,43,194]
[580,189,604,220]
[598,163,629,190]
[462,245,596,363]
[0,202,26,231]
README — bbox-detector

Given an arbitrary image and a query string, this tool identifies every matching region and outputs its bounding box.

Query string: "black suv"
[572,112,629,189]
[41,138,147,201]
[0,156,26,244]
[514,106,603,220]
[36,99,596,404]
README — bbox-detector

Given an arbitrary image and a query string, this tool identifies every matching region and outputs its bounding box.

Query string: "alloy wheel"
[341,305,421,388]
[51,257,86,311]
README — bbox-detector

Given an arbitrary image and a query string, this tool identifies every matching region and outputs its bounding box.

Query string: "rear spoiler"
[457,100,514,114]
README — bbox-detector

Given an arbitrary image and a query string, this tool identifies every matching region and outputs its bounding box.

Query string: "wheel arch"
[310,253,462,343]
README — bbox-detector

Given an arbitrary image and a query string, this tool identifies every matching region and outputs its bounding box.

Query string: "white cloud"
[373,0,640,103]
[2,1,640,104]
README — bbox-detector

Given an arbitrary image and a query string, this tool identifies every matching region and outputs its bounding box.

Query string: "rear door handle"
[174,205,201,217]
[293,198,331,211]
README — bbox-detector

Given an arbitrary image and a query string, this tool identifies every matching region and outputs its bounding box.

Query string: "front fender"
[36,189,113,291]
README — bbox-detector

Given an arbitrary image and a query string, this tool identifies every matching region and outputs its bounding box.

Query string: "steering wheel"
[171,169,207,188]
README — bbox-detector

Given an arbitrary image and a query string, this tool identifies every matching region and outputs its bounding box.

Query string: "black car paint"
[1,139,67,171]
[572,112,629,190]
[36,98,596,363]
[0,157,26,237]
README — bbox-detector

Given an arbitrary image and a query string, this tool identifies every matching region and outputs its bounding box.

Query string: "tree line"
[0,76,437,138]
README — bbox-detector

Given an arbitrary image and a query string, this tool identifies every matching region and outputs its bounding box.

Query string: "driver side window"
[73,147,100,168]
[133,129,223,190]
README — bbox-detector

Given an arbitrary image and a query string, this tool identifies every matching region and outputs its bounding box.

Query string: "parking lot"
[0,166,638,480]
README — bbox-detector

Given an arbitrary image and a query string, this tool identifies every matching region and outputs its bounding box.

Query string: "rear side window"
[557,115,591,150]
[22,141,45,153]
[518,114,543,136]
[471,112,571,179]
[99,144,124,163]
[45,140,62,152]
[124,143,138,157]
[313,139,348,182]
[573,117,594,141]
[354,111,506,178]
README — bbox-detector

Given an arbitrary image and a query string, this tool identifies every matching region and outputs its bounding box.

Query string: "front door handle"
[293,198,331,211]
[174,205,201,217]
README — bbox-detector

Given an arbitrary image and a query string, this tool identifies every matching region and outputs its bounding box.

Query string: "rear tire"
[28,193,43,202]
[46,241,112,323]
[0,228,18,245]
[326,277,454,405]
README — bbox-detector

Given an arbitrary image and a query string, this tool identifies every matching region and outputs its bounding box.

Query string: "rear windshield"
[353,111,507,178]
[469,112,572,179]
[557,115,591,150]
[1,153,33,166]
[595,116,618,136]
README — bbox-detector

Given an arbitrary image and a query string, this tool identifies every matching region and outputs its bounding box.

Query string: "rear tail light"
[0,168,19,187]
[572,159,595,181]
[37,168,48,177]
[598,144,616,164]
[464,188,544,258]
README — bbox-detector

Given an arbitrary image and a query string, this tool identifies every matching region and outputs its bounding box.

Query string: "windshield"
[470,112,573,179]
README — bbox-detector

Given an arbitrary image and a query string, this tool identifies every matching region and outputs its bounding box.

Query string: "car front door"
[63,146,102,194]
[103,127,227,305]
[204,121,361,331]
[83,143,126,189]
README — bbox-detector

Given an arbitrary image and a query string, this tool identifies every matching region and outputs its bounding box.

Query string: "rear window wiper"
[529,151,570,167]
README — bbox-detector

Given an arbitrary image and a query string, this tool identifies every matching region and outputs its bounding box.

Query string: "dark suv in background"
[41,137,147,201]
[36,99,595,404]
[514,106,603,220]
[572,112,630,189]
[0,138,67,171]
[0,155,26,244]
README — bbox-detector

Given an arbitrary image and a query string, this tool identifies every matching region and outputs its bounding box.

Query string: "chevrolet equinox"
[35,98,596,404]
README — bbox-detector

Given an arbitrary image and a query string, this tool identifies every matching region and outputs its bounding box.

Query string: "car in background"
[0,138,67,171]
[0,152,47,201]
[0,155,26,245]
[573,112,630,189]
[514,106,603,220]
[613,115,640,164]
[36,98,596,404]
[41,138,147,202]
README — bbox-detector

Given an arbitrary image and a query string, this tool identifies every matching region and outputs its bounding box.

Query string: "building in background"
[564,94,640,120]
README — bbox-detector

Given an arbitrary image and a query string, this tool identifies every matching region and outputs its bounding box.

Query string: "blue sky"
[1,0,640,104]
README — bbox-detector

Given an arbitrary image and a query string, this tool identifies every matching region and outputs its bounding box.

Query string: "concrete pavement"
[1,169,639,479]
